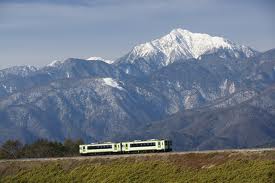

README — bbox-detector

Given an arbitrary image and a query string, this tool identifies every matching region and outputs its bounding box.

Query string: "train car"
[79,139,172,155]
[79,142,121,155]
[121,139,172,153]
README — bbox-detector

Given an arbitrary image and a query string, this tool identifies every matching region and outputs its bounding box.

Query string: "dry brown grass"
[0,151,274,183]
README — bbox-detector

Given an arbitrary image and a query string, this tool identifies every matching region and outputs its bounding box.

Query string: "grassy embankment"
[0,151,274,183]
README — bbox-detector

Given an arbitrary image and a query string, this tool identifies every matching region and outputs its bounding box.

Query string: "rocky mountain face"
[0,29,274,150]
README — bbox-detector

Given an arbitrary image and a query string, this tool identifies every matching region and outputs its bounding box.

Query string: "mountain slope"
[135,48,275,113]
[0,76,170,144]
[138,85,275,151]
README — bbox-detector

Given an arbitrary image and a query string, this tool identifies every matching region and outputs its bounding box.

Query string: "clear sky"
[0,0,274,69]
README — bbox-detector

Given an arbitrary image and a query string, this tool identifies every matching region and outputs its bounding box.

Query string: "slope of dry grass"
[0,151,274,183]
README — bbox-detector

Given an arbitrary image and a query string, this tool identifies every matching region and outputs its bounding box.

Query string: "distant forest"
[0,139,83,159]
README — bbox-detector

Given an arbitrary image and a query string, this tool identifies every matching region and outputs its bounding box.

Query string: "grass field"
[0,151,275,183]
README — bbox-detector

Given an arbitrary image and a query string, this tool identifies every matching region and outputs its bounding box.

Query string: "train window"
[130,142,156,147]
[87,145,112,150]
[158,142,160,145]
[83,146,86,150]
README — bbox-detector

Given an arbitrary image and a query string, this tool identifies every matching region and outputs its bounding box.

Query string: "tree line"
[0,139,84,159]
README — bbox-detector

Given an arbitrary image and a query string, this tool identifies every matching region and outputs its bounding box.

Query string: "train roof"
[80,139,171,146]
[122,139,170,143]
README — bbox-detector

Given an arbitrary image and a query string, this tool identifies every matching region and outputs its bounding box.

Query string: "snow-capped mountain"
[47,57,114,68]
[116,28,258,75]
[0,28,275,151]
[47,60,64,67]
[0,58,126,99]
[87,56,114,64]
[42,58,125,80]
[0,65,37,78]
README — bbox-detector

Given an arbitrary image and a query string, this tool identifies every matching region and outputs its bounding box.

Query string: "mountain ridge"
[115,28,258,75]
[0,29,274,151]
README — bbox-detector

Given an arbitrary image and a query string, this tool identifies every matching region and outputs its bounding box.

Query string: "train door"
[157,141,161,149]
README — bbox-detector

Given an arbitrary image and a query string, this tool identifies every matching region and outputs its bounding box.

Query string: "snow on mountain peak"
[0,65,37,77]
[87,56,114,64]
[46,56,114,68]
[125,28,257,66]
[47,60,64,67]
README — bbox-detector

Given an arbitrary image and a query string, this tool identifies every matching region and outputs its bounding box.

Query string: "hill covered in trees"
[0,139,83,159]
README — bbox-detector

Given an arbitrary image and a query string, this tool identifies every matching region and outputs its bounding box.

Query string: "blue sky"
[0,0,274,68]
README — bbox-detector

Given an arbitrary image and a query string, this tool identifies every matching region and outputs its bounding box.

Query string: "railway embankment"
[0,150,275,183]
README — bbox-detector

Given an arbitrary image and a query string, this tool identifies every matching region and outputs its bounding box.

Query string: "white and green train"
[79,139,172,155]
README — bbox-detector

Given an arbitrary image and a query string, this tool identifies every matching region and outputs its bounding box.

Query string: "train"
[79,139,172,155]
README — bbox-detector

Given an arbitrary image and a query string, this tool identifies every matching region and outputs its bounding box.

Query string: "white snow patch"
[8,86,15,93]
[229,82,236,94]
[87,57,114,64]
[219,79,228,95]
[220,79,236,95]
[219,54,227,59]
[176,81,181,88]
[24,65,37,72]
[102,78,124,90]
[47,60,64,67]
[66,72,70,78]
[184,95,197,109]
